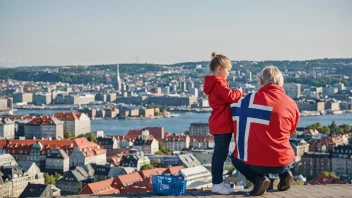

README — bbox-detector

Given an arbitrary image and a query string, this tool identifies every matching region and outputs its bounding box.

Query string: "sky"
[0,0,351,67]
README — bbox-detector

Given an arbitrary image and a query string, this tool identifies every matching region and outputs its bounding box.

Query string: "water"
[14,109,352,135]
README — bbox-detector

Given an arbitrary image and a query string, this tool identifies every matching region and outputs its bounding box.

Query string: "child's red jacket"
[203,75,242,135]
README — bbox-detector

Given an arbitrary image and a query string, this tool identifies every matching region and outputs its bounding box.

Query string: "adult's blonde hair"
[258,66,284,87]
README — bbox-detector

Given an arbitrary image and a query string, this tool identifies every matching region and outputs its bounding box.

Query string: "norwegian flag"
[230,85,299,167]
[231,92,273,162]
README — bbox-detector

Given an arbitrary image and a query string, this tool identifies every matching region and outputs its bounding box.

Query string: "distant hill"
[1,58,352,85]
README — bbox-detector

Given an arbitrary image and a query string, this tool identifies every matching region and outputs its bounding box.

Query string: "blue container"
[152,174,187,196]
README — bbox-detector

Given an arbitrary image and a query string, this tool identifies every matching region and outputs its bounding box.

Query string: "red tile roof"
[79,179,119,195]
[27,116,59,125]
[142,127,164,139]
[112,172,143,189]
[140,168,167,178]
[54,112,84,121]
[3,139,75,156]
[127,129,143,137]
[164,166,184,175]
[0,140,7,148]
[8,115,35,120]
[74,138,106,157]
[0,137,106,158]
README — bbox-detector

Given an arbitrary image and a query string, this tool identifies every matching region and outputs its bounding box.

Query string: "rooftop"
[54,112,83,121]
[59,184,352,198]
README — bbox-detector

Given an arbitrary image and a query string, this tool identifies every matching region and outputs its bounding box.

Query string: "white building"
[188,123,209,136]
[119,152,150,171]
[94,130,104,138]
[189,88,198,98]
[69,138,107,167]
[33,92,52,105]
[164,135,190,151]
[54,112,91,136]
[133,130,159,154]
[0,118,15,139]
[180,165,212,189]
[0,165,44,198]
[284,83,301,99]
[0,154,18,166]
[45,149,70,173]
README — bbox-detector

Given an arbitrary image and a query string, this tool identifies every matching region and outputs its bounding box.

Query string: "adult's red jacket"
[231,84,300,167]
[203,75,242,135]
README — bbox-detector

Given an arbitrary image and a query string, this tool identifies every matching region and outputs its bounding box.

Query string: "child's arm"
[214,81,242,104]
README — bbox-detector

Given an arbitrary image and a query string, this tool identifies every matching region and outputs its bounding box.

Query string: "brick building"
[24,116,64,139]
[302,152,331,178]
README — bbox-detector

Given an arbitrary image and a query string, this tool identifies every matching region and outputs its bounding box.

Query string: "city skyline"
[0,0,352,67]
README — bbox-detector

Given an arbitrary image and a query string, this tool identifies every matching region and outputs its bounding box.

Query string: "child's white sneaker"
[223,183,234,193]
[211,183,231,194]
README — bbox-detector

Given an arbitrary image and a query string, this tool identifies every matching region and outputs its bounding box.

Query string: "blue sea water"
[14,109,352,135]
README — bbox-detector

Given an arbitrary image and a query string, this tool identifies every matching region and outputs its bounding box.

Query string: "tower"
[116,64,122,91]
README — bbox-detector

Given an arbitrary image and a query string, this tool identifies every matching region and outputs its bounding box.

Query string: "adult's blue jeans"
[230,153,290,183]
[212,133,232,184]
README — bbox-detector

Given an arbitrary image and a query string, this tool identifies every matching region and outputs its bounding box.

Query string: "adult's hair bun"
[212,52,217,58]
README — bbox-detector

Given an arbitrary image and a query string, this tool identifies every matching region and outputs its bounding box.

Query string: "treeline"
[305,121,351,134]
[0,64,166,84]
[176,58,352,73]
[285,77,352,87]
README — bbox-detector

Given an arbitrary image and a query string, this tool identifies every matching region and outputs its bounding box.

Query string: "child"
[203,52,243,195]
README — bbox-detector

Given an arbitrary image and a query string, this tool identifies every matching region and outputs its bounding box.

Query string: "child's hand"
[236,87,243,93]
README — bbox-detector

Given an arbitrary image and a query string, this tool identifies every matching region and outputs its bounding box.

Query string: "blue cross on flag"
[230,92,273,161]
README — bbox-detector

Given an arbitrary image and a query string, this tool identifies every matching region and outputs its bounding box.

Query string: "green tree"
[44,173,56,185]
[305,122,322,130]
[319,171,339,179]
[159,141,167,154]
[330,121,341,133]
[150,159,162,168]
[64,131,73,139]
[141,164,155,170]
[154,151,164,155]
[225,165,235,174]
[54,172,62,180]
[319,126,330,134]
[76,132,97,143]
[339,124,351,133]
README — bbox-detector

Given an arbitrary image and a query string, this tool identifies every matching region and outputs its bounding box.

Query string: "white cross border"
[231,92,273,161]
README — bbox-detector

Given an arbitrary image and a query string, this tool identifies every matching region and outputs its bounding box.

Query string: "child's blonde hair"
[209,52,232,72]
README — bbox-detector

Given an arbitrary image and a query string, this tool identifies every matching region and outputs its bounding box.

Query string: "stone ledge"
[58,184,352,198]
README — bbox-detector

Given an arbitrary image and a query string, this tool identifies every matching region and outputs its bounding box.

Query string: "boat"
[326,110,343,115]
[300,111,320,117]
[332,110,343,115]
